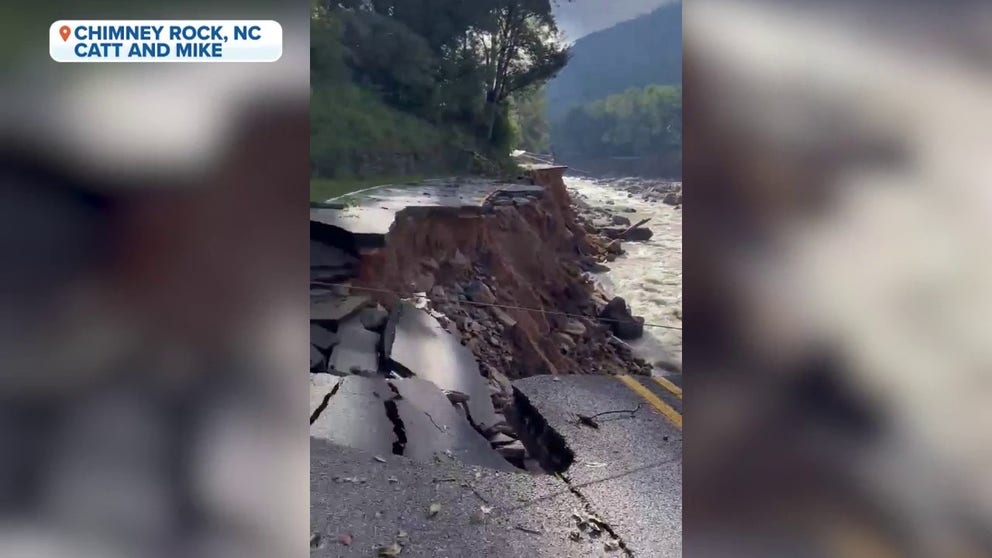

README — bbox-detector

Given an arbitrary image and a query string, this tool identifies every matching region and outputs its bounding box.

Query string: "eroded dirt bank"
[353,168,653,384]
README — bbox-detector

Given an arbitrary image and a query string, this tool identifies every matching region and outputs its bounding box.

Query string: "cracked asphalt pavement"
[311,375,682,557]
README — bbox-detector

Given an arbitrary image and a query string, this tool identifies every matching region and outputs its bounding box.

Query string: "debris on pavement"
[333,476,368,484]
[514,524,543,535]
[377,542,403,556]
[576,403,644,429]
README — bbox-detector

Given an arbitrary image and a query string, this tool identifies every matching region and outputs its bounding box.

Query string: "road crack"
[309,380,341,424]
[383,399,408,455]
[559,472,635,557]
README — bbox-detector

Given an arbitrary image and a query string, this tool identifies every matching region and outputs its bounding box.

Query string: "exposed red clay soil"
[352,169,651,381]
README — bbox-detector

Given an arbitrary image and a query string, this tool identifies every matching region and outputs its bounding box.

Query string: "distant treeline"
[552,85,682,174]
[546,3,682,121]
[311,1,569,180]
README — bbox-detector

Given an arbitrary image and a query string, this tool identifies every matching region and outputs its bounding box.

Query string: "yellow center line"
[616,375,682,430]
[651,376,682,400]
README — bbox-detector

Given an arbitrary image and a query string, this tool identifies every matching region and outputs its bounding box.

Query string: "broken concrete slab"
[311,295,370,323]
[496,440,527,462]
[309,286,335,298]
[309,374,340,420]
[389,378,516,471]
[311,324,338,352]
[310,376,397,457]
[310,239,359,268]
[381,305,399,363]
[309,266,358,283]
[359,305,388,331]
[310,345,325,372]
[328,319,380,375]
[310,178,545,241]
[387,302,501,430]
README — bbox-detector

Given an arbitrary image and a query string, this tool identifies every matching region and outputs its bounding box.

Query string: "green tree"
[552,84,682,161]
[511,86,551,153]
[475,0,570,143]
[310,0,574,179]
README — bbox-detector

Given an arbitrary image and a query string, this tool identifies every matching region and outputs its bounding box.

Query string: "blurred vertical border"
[0,1,309,557]
[685,0,992,556]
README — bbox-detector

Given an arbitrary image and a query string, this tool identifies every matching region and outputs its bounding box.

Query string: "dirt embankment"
[352,168,653,384]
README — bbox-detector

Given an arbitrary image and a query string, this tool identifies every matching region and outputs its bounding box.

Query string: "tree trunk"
[485,93,499,143]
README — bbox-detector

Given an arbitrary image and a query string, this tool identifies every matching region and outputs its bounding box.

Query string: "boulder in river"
[663,192,683,206]
[600,297,645,340]
[616,316,645,340]
[602,226,654,242]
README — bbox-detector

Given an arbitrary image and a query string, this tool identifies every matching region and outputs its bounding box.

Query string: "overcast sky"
[553,0,676,40]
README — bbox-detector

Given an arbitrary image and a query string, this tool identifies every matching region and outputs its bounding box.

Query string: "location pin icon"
[59,25,71,42]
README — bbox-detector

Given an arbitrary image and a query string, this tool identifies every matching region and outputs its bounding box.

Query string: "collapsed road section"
[309,167,652,473]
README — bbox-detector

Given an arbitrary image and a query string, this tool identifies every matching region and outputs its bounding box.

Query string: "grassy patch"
[310,175,424,202]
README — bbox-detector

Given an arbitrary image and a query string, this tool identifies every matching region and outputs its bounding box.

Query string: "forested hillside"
[546,2,681,121]
[553,85,682,177]
[310,1,569,185]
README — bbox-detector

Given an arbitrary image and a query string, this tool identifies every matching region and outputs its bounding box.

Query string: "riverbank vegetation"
[552,84,682,174]
[542,3,682,177]
[546,2,681,121]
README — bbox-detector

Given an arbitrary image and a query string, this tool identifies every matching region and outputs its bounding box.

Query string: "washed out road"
[311,374,682,557]
[310,170,682,556]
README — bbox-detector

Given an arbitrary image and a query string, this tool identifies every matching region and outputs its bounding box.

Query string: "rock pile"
[419,262,654,390]
[594,177,682,205]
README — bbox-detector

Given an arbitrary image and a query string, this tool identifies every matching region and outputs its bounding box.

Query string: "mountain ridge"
[547,2,682,121]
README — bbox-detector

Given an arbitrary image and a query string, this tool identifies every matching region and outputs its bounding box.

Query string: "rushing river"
[565,176,683,372]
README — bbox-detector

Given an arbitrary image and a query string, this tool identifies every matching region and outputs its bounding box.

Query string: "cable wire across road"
[311,281,683,331]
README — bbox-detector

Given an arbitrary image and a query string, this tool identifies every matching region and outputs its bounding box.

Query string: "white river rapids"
[566,176,683,372]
